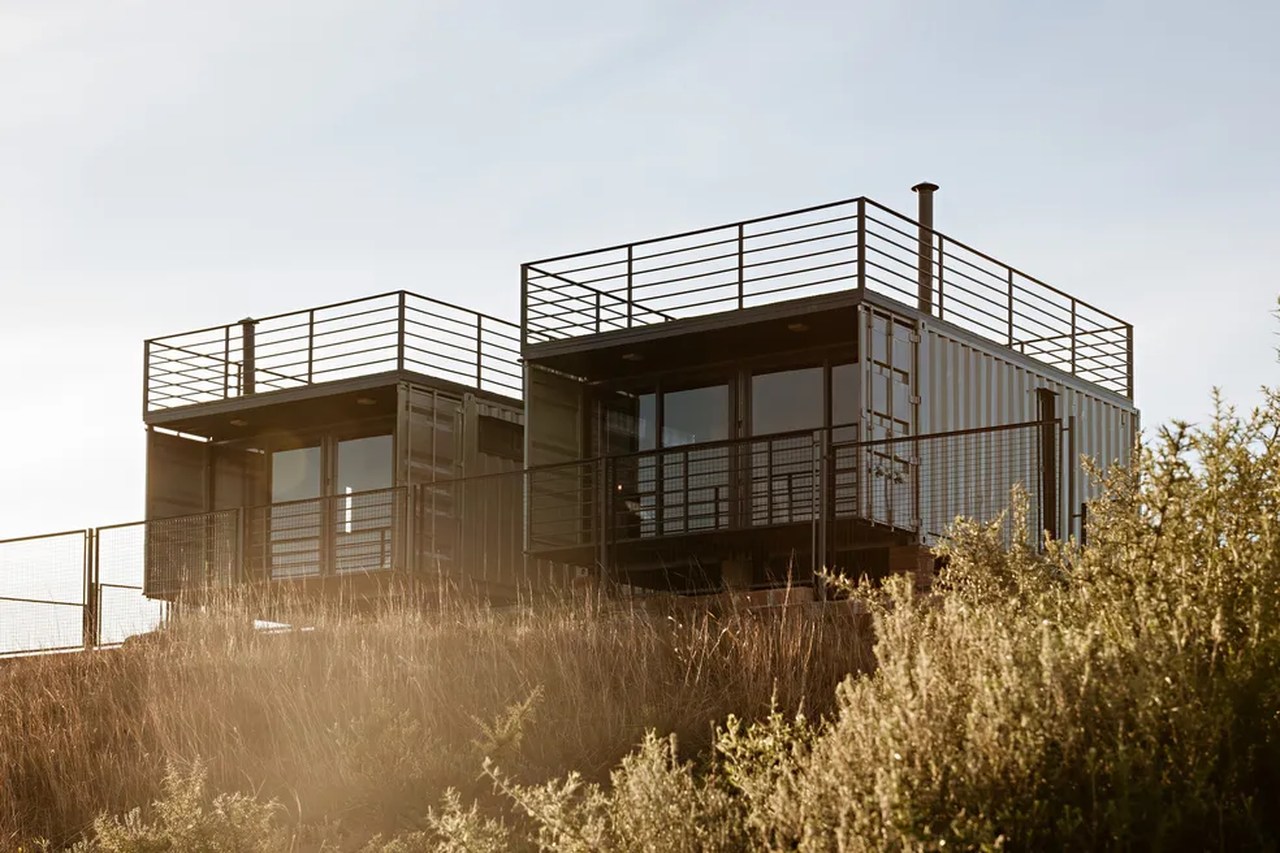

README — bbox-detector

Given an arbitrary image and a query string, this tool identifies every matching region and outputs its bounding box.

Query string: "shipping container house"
[140,291,539,602]
[521,185,1137,592]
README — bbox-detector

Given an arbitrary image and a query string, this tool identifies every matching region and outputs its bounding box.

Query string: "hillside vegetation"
[6,389,1280,850]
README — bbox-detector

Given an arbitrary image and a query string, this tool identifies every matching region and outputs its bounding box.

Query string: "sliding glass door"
[334,435,394,573]
[269,445,323,578]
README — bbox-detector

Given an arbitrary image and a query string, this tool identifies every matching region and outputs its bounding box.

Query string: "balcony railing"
[522,197,1133,398]
[523,420,1059,556]
[1,421,1065,655]
[144,291,523,414]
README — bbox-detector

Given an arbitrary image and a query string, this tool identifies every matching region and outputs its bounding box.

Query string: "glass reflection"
[335,435,394,573]
[752,367,823,436]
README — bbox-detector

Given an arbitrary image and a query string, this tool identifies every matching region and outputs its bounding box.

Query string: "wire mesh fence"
[0,531,87,656]
[523,420,1061,563]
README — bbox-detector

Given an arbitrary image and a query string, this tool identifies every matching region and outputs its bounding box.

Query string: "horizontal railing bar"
[0,529,87,546]
[863,198,1125,326]
[0,594,83,607]
[527,196,868,266]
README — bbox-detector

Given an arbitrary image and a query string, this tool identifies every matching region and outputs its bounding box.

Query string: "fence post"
[598,457,612,585]
[816,430,830,589]
[1036,390,1060,547]
[82,529,100,651]
[235,505,246,585]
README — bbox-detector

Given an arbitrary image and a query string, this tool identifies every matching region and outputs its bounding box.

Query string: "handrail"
[521,195,1133,398]
[145,291,523,413]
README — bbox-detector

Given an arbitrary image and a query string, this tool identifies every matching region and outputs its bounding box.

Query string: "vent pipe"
[912,182,939,315]
[240,317,256,395]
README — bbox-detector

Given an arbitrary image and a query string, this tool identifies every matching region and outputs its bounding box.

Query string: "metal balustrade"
[145,291,522,413]
[0,421,1063,656]
[523,197,1132,397]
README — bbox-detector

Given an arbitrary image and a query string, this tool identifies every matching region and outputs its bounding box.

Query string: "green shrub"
[68,761,281,853]
[494,389,1280,850]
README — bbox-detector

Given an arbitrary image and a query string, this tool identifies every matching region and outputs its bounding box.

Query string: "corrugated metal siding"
[524,365,591,552]
[918,320,1136,541]
[400,382,528,588]
[146,431,209,519]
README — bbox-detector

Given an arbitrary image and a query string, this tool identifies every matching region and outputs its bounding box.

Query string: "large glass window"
[831,362,858,428]
[751,368,822,526]
[751,367,823,436]
[638,393,657,451]
[271,446,321,502]
[662,385,728,446]
[335,435,394,573]
[336,435,392,494]
[660,384,728,533]
[270,446,323,578]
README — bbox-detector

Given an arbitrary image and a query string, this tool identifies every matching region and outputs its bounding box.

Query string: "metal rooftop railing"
[144,291,523,414]
[522,197,1134,398]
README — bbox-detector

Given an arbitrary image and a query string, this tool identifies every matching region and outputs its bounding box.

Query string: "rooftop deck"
[522,196,1133,398]
[144,291,522,415]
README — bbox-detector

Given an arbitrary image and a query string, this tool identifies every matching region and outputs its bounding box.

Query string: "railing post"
[307,309,316,383]
[475,314,484,386]
[595,292,601,333]
[627,245,634,328]
[520,264,530,346]
[816,430,831,584]
[1006,270,1015,347]
[1070,298,1077,376]
[397,292,407,371]
[222,326,231,398]
[856,198,867,294]
[936,235,945,318]
[737,222,745,309]
[1126,324,1134,399]
[142,340,152,417]
[239,317,256,395]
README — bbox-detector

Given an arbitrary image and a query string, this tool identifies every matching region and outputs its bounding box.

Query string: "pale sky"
[2,0,1278,539]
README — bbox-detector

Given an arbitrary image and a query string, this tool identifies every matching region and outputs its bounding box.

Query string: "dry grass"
[16,391,1280,849]
[0,586,873,849]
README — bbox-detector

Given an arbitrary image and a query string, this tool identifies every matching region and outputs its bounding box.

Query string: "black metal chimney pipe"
[912,182,939,315]
[240,317,256,395]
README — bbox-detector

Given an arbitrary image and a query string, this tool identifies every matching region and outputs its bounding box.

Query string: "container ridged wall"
[918,320,1137,541]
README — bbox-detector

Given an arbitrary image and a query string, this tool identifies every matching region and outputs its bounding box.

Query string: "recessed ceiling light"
[621,352,644,362]
[787,321,810,333]
[356,396,377,406]
[229,418,249,427]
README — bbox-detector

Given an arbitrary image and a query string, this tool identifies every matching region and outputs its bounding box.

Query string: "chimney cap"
[912,182,940,193]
